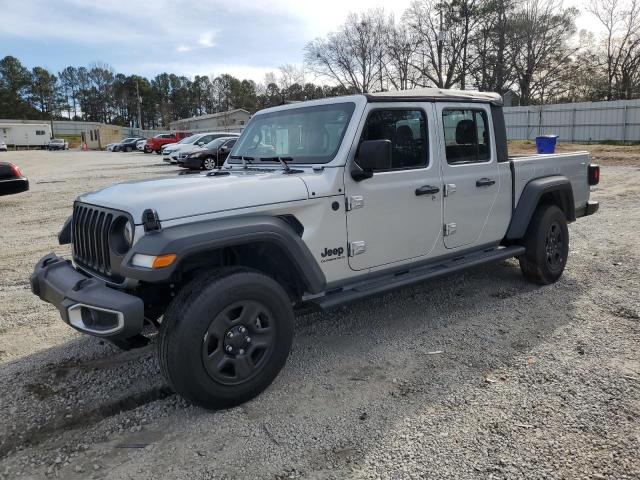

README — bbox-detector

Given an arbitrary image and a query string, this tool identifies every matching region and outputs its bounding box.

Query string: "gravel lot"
[0,148,638,480]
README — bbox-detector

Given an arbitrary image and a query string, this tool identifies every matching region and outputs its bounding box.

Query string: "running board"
[307,246,525,311]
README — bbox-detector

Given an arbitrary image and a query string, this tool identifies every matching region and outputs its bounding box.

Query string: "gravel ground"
[0,149,638,480]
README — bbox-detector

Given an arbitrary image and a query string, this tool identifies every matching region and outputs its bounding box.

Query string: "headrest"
[455,119,475,144]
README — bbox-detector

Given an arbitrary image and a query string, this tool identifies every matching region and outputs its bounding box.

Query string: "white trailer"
[0,123,52,148]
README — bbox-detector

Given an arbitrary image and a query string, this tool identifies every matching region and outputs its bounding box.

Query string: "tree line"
[306,0,640,104]
[1,0,639,129]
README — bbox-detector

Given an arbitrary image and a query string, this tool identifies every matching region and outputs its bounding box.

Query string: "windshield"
[204,138,230,149]
[178,135,199,145]
[51,139,63,143]
[230,102,355,164]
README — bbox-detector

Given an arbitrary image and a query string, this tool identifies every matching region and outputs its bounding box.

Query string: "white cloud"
[198,31,216,48]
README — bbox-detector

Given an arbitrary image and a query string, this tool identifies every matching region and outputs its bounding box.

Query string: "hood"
[78,170,310,223]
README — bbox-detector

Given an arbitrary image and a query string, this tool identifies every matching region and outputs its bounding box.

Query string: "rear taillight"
[588,164,600,185]
[10,163,22,178]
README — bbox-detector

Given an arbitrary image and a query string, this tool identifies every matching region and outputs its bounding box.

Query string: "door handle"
[415,185,440,196]
[476,178,496,187]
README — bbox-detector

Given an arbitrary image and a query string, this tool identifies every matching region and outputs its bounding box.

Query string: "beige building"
[169,109,250,133]
[81,125,123,150]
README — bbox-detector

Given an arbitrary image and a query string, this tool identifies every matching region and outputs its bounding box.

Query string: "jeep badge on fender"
[30,87,599,410]
[321,247,345,258]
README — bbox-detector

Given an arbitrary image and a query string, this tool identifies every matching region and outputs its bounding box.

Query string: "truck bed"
[509,151,591,215]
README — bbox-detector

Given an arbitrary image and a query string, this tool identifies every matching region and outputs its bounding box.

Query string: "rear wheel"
[519,204,569,285]
[158,268,294,409]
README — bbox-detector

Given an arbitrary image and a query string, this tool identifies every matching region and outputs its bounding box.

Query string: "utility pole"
[136,81,143,131]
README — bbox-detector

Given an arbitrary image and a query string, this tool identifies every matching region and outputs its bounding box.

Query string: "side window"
[359,109,428,170]
[442,109,491,164]
[225,139,236,148]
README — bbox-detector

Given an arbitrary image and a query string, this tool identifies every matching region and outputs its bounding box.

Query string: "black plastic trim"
[505,176,575,240]
[30,253,144,340]
[309,245,524,311]
[576,200,599,217]
[121,216,326,293]
[491,105,509,163]
[58,216,72,245]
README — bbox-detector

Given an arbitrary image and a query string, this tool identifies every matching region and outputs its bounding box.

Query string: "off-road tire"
[519,204,569,285]
[158,268,294,409]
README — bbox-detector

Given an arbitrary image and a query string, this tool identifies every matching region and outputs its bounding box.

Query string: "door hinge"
[346,195,364,211]
[444,184,456,197]
[443,223,457,236]
[348,241,366,256]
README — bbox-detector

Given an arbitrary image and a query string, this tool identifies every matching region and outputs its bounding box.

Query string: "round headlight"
[123,220,134,246]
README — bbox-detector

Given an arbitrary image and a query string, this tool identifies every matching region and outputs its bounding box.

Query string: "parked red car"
[145,132,192,154]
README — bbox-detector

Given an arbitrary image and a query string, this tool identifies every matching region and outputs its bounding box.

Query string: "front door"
[437,104,500,249]
[345,104,442,271]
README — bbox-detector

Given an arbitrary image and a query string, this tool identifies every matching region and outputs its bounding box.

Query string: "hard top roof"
[364,88,503,106]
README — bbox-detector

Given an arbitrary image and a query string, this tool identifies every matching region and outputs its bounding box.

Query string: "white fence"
[504,99,640,143]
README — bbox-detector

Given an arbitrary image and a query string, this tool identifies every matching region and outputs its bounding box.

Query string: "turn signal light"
[152,254,177,268]
[132,253,177,269]
[588,164,600,185]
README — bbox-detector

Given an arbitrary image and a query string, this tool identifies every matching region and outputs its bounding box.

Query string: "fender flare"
[120,215,326,293]
[505,176,575,240]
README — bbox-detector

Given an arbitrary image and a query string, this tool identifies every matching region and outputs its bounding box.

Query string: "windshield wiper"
[260,157,294,173]
[230,155,255,169]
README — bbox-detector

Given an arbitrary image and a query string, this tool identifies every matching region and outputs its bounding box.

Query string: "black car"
[178,137,238,170]
[0,162,29,196]
[113,137,145,152]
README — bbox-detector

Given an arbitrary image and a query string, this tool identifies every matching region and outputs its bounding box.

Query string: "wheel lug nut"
[239,349,245,354]
[227,332,233,338]
[245,337,251,343]
[239,327,246,333]
[226,346,233,353]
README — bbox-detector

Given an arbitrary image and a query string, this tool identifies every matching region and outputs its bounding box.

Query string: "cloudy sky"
[0,0,598,83]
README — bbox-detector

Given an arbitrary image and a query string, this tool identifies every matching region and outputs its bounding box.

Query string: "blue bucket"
[535,135,558,154]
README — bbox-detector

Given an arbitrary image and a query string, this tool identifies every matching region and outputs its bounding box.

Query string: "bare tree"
[305,9,389,93]
[404,0,482,89]
[589,0,640,99]
[470,0,516,94]
[384,19,422,90]
[509,0,578,105]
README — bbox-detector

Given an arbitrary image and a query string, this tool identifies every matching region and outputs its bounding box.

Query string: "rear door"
[344,103,442,271]
[436,104,500,249]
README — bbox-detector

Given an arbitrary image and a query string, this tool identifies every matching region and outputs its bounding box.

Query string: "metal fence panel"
[504,99,640,142]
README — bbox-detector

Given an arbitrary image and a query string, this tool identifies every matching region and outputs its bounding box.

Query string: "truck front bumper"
[30,253,144,340]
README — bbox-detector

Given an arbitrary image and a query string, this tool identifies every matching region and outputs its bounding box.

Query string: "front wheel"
[158,268,294,409]
[519,204,569,285]
[202,156,217,170]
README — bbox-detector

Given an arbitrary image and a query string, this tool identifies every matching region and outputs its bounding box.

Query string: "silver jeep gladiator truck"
[31,88,600,409]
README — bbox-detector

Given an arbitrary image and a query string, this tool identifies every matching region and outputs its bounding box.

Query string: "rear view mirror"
[352,139,391,181]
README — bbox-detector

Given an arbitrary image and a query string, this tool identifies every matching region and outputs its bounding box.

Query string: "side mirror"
[219,146,229,153]
[351,139,391,181]
[196,141,204,146]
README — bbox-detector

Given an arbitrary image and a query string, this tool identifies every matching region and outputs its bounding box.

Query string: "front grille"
[72,203,116,276]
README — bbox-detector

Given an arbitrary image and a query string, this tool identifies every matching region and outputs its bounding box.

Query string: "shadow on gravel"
[0,338,174,460]
[0,258,586,471]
